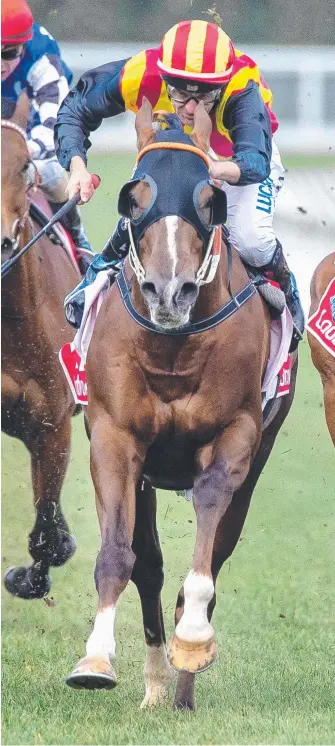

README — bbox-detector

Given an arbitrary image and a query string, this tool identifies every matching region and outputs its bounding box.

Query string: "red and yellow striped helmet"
[157,20,234,86]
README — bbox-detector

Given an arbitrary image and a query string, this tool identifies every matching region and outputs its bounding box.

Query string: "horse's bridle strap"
[137,141,210,169]
[1,119,27,143]
[117,263,257,336]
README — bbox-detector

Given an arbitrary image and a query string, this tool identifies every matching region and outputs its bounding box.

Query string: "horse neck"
[2,220,45,319]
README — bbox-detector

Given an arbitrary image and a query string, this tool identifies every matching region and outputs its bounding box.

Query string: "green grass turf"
[2,340,334,745]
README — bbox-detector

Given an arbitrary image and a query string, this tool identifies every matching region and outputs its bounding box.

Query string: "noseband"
[1,119,39,260]
[125,140,222,286]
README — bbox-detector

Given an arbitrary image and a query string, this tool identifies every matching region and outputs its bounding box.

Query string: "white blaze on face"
[86,606,116,660]
[175,570,215,643]
[140,643,174,708]
[165,215,179,280]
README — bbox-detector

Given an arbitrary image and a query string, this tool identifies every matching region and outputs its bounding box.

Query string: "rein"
[117,260,256,336]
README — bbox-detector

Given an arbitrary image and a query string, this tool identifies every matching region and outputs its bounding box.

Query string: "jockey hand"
[209,157,241,185]
[67,156,95,204]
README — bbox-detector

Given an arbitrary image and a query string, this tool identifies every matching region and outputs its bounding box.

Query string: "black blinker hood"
[118,130,227,244]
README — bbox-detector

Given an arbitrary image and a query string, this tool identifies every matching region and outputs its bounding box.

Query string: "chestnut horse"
[308,252,335,445]
[66,101,297,710]
[1,101,80,598]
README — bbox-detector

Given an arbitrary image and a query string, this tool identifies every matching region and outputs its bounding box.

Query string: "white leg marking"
[86,606,116,660]
[140,643,174,709]
[175,570,215,643]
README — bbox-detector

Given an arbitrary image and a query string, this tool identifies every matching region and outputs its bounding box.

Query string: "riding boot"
[64,218,130,329]
[50,201,95,274]
[259,239,305,350]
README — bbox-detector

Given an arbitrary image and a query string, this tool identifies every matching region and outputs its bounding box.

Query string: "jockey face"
[1,45,24,80]
[167,85,221,126]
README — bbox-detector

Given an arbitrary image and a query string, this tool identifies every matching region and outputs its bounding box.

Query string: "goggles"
[1,45,24,61]
[167,85,221,106]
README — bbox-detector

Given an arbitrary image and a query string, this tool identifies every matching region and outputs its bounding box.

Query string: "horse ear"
[135,96,155,152]
[191,101,212,153]
[11,91,30,131]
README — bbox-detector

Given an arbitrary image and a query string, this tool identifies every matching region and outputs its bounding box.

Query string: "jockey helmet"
[1,0,33,46]
[157,20,234,93]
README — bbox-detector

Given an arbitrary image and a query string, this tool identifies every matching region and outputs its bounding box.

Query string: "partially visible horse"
[66,100,297,710]
[307,252,335,445]
[1,98,80,598]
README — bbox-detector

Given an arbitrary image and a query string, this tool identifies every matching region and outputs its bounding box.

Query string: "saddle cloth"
[59,272,293,407]
[306,277,335,358]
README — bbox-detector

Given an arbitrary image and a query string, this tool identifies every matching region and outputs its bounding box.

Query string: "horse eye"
[129,193,143,221]
[201,198,212,224]
[22,161,30,173]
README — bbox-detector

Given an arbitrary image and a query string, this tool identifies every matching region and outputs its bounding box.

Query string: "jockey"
[1,0,94,269]
[55,19,304,338]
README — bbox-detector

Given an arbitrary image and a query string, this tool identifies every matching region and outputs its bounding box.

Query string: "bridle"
[116,136,257,335]
[1,119,39,261]
[126,141,222,287]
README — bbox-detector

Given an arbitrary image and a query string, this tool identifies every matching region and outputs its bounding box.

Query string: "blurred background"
[29,0,335,312]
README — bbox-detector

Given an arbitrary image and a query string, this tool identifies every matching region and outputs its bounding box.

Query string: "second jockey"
[54,19,304,338]
[1,0,94,270]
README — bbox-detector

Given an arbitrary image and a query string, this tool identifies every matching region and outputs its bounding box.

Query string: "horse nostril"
[175,282,199,306]
[141,281,158,298]
[1,237,13,252]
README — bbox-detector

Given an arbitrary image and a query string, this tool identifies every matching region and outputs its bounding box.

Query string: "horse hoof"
[66,656,117,690]
[173,699,195,711]
[167,635,217,673]
[140,685,170,709]
[51,533,76,567]
[4,565,51,599]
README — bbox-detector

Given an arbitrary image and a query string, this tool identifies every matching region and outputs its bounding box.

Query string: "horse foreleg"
[4,416,75,600]
[173,401,287,709]
[173,486,252,710]
[66,418,144,690]
[131,481,173,708]
[168,411,260,675]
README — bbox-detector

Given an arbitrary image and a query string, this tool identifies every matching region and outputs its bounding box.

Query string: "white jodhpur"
[224,141,285,267]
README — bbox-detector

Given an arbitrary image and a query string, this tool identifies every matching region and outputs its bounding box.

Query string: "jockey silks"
[120,47,278,159]
[55,46,276,185]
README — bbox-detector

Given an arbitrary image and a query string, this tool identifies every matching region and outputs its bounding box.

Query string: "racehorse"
[66,99,298,710]
[1,97,80,598]
[307,252,335,445]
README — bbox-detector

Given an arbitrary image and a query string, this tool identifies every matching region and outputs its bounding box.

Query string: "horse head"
[1,93,32,264]
[118,97,227,329]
